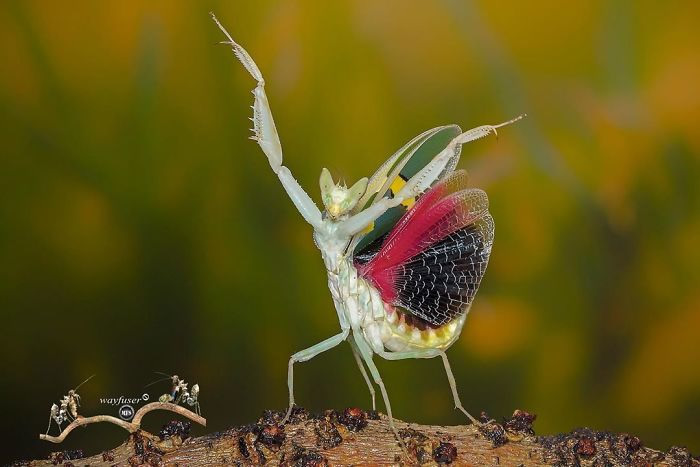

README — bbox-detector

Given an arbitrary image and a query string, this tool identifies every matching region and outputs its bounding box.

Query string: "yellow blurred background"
[1,1,699,462]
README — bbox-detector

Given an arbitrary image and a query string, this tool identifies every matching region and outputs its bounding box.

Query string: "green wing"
[352,125,462,256]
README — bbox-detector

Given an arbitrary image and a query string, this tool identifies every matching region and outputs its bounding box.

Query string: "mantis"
[45,375,94,435]
[148,373,202,416]
[211,13,523,439]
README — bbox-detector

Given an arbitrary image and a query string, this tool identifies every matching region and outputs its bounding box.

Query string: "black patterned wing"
[392,217,493,327]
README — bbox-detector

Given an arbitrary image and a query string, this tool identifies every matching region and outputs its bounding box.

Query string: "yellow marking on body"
[389,177,415,208]
[385,307,463,350]
[361,221,375,235]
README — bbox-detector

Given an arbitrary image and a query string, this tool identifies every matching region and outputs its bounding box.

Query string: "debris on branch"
[17,407,699,466]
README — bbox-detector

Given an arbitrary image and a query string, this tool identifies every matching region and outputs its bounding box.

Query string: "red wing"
[356,171,493,326]
[381,170,470,249]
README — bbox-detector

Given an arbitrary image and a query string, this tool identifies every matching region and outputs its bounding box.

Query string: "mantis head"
[320,168,368,219]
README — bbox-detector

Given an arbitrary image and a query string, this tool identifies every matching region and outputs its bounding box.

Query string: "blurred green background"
[2,0,699,462]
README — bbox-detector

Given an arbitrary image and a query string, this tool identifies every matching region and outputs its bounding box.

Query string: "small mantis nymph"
[45,375,95,435]
[147,372,202,416]
[211,14,523,437]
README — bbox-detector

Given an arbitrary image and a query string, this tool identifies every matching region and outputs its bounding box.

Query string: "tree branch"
[20,408,699,466]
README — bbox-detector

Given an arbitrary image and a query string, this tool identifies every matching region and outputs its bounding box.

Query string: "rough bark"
[18,408,699,466]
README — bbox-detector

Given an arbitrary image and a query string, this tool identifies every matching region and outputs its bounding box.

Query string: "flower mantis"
[211,13,523,439]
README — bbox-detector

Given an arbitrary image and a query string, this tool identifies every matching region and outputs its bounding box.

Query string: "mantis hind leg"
[348,338,376,411]
[439,351,480,425]
[375,348,480,425]
[282,330,349,423]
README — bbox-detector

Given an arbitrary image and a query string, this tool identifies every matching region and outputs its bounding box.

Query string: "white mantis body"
[211,14,523,438]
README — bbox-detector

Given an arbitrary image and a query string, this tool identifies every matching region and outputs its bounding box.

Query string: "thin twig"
[39,415,139,443]
[39,402,206,443]
[131,402,206,427]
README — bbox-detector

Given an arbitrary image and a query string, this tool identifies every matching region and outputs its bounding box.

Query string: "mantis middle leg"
[45,414,53,435]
